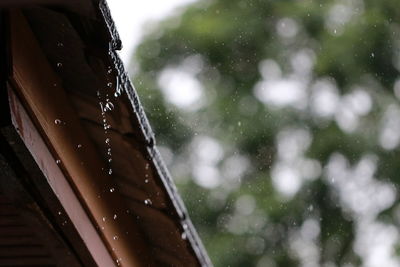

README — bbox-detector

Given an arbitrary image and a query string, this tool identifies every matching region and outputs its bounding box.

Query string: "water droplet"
[102,217,106,222]
[144,199,152,206]
[371,52,375,58]
[77,144,82,149]
[58,211,62,215]
[182,223,188,230]
[110,187,115,193]
[145,163,150,170]
[104,102,114,112]
[57,42,64,47]
[144,179,149,184]
[56,159,61,164]
[108,169,113,175]
[108,69,113,74]
[54,119,62,125]
[181,232,187,240]
[113,235,119,240]
[113,214,117,220]
[56,62,63,68]
[107,82,113,88]
[108,158,112,163]
[105,138,110,144]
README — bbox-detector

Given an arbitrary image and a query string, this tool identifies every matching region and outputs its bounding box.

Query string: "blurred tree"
[133,0,400,266]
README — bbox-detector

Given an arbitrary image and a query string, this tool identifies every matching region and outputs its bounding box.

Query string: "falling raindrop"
[104,102,114,112]
[181,232,187,240]
[144,199,152,206]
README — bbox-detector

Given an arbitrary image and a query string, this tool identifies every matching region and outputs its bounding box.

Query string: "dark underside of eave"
[0,128,91,267]
[1,1,211,266]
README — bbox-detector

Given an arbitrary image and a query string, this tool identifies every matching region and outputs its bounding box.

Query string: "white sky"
[106,0,197,64]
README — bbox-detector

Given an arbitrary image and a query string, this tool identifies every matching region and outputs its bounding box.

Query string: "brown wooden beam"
[8,10,153,267]
[3,95,108,267]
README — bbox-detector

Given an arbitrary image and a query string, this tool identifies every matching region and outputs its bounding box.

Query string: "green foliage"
[133,0,400,266]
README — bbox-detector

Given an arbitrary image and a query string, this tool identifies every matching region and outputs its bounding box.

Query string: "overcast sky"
[106,0,197,64]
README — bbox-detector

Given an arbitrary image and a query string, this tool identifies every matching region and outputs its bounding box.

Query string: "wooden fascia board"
[8,10,152,267]
[7,88,115,267]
